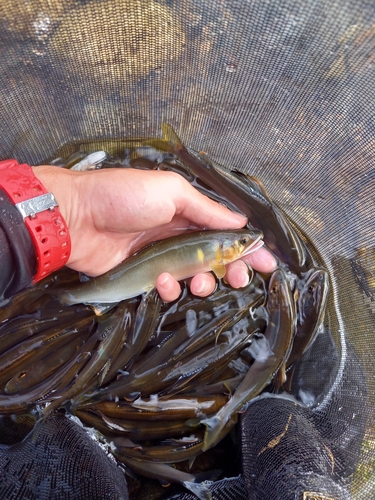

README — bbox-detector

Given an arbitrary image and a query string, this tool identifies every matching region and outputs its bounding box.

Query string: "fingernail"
[194,279,212,295]
[195,282,208,294]
[232,213,248,226]
[158,273,171,289]
[237,271,250,288]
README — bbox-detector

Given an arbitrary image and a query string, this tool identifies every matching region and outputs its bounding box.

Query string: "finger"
[242,246,278,273]
[156,273,182,302]
[174,179,248,230]
[189,273,217,297]
[225,260,251,288]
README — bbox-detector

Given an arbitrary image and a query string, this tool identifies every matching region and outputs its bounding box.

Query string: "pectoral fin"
[92,302,118,316]
[210,262,226,279]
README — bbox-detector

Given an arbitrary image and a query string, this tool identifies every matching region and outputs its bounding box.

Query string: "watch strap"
[0,159,71,283]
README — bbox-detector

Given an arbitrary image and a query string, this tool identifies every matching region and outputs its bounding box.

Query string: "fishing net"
[0,0,374,499]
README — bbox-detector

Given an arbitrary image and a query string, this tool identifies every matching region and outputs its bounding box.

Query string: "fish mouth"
[242,236,264,257]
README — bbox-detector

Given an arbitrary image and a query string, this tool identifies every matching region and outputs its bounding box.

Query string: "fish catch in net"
[0,131,367,500]
[0,1,374,499]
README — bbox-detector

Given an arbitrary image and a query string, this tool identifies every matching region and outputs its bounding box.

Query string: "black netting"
[241,331,367,500]
[0,414,128,500]
[0,0,375,499]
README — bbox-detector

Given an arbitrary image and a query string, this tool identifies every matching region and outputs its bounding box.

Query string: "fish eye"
[239,236,249,245]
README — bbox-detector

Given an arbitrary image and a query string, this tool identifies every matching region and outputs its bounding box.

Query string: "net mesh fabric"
[0,414,128,500]
[0,0,374,499]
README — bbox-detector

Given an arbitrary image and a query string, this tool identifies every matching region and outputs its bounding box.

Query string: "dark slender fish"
[87,318,254,402]
[0,316,95,386]
[4,328,91,394]
[44,301,133,414]
[113,433,205,463]
[0,268,81,323]
[76,409,195,440]
[175,314,266,396]
[171,294,265,364]
[0,351,91,414]
[158,326,255,398]
[79,395,228,421]
[61,150,88,169]
[0,288,46,324]
[131,308,238,376]
[110,451,220,500]
[197,269,296,451]
[282,268,329,391]
[145,123,306,274]
[197,374,246,396]
[293,268,329,359]
[128,157,158,169]
[0,306,93,356]
[101,290,161,385]
[176,330,262,396]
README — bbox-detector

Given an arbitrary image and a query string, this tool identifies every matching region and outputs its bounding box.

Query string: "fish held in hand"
[59,229,263,307]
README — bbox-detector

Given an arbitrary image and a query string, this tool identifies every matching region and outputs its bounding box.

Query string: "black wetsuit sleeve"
[0,188,36,302]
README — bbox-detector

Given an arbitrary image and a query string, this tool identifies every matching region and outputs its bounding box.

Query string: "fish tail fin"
[200,412,237,452]
[183,481,212,500]
[183,469,222,500]
[185,415,225,451]
[144,123,184,154]
[200,415,223,451]
[161,122,183,147]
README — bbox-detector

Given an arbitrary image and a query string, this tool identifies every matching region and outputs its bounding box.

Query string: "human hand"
[32,166,277,301]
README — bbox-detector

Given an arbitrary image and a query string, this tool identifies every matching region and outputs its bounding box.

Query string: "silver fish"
[59,229,263,307]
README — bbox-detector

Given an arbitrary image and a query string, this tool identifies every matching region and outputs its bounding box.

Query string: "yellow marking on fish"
[222,240,241,263]
[216,245,223,262]
[197,248,205,264]
[258,413,292,456]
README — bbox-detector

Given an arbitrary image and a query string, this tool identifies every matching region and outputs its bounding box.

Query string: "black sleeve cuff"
[0,188,37,301]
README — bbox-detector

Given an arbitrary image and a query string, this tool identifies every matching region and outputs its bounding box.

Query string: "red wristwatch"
[0,159,71,283]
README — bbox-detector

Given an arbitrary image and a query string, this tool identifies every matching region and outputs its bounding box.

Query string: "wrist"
[32,165,88,270]
[31,165,73,229]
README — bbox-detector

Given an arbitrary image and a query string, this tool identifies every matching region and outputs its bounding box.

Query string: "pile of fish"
[0,124,329,500]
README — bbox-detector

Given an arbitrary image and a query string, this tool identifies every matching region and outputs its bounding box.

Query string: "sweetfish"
[59,229,263,308]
